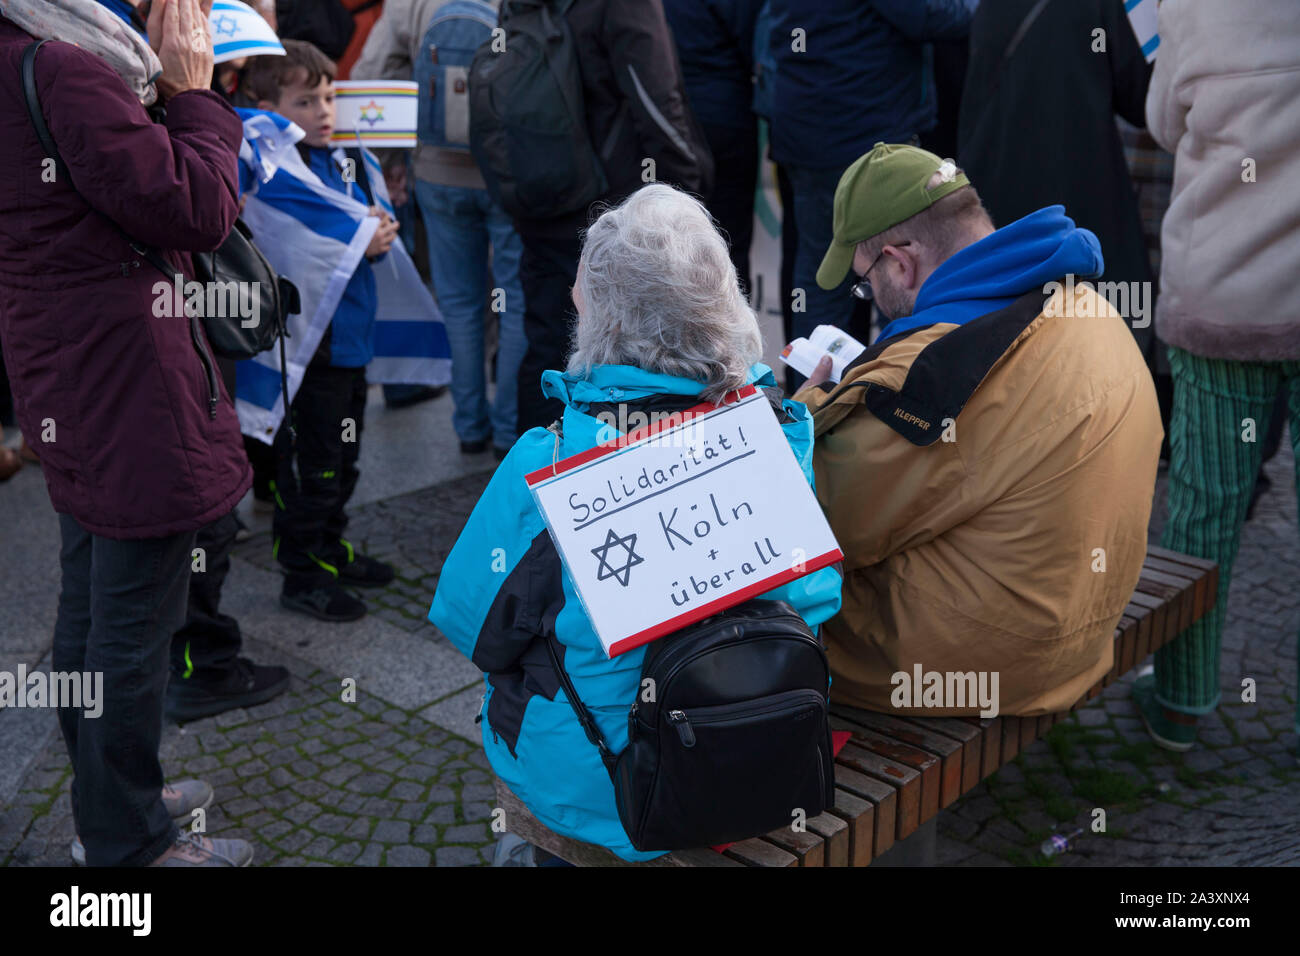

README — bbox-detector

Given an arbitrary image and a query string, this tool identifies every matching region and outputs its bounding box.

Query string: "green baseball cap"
[815,142,970,290]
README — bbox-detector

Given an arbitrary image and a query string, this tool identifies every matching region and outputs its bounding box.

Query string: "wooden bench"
[495,547,1218,867]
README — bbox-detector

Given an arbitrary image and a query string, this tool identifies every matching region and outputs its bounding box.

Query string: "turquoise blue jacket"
[429,363,843,860]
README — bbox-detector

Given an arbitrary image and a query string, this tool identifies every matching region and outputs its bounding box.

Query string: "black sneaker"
[338,551,396,588]
[460,438,489,454]
[165,658,291,722]
[281,581,367,622]
[385,385,447,409]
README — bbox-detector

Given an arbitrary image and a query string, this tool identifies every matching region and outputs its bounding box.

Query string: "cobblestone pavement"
[3,435,1297,866]
[1,639,499,867]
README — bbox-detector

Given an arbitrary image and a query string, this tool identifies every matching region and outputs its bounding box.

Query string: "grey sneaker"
[71,779,215,865]
[162,779,214,820]
[151,831,254,867]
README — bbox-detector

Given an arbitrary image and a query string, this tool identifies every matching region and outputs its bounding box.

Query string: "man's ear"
[885,244,919,291]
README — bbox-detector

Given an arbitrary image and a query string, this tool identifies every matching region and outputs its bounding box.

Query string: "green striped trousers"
[1157,347,1300,734]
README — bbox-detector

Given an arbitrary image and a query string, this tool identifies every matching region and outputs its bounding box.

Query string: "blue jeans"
[415,180,526,448]
[785,163,856,346]
[52,515,194,866]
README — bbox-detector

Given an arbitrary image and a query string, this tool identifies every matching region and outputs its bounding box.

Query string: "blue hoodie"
[876,205,1104,343]
[429,363,843,861]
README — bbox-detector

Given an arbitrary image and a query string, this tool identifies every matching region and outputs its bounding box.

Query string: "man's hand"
[804,355,834,389]
[150,0,215,100]
[365,214,400,258]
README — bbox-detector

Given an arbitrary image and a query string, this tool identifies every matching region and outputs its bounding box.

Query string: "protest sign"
[331,82,420,149]
[527,387,843,657]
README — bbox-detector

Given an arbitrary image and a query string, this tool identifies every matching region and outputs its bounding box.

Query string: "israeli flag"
[1124,0,1159,62]
[210,0,285,64]
[232,111,452,444]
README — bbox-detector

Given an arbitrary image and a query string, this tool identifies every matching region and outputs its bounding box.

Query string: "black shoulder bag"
[546,598,835,852]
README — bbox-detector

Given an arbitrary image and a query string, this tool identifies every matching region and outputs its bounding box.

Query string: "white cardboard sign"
[526,387,843,657]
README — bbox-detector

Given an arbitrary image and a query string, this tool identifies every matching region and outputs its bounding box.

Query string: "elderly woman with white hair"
[430,184,842,862]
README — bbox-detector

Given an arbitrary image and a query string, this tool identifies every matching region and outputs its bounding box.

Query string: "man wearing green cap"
[794,143,1163,717]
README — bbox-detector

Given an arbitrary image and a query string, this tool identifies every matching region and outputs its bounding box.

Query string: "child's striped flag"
[232,110,452,444]
[1125,0,1159,62]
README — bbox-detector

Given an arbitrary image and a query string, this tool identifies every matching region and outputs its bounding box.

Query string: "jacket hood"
[540,362,781,454]
[540,362,777,410]
[877,205,1103,341]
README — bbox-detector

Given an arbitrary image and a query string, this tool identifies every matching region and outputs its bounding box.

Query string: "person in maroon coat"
[0,0,254,866]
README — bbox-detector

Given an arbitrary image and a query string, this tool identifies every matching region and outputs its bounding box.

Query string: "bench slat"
[762,827,826,867]
[834,765,895,856]
[806,811,850,867]
[908,715,985,791]
[837,743,922,839]
[833,709,964,808]
[829,787,875,865]
[1000,716,1021,764]
[724,837,798,867]
[830,716,942,822]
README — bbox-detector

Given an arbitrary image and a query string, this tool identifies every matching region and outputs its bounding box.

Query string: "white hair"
[568,183,762,404]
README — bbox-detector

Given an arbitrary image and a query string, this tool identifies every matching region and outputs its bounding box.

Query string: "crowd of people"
[0,0,1296,867]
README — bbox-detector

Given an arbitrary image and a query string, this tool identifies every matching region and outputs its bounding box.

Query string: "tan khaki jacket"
[796,284,1162,716]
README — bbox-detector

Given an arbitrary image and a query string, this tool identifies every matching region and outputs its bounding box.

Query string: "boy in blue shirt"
[247,41,401,621]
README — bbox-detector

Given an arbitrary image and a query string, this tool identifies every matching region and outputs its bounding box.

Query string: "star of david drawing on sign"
[591,528,643,587]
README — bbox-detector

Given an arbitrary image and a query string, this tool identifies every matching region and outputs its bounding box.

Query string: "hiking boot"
[166,658,291,722]
[71,780,215,864]
[151,831,254,867]
[281,580,366,622]
[336,546,395,588]
[1132,672,1197,752]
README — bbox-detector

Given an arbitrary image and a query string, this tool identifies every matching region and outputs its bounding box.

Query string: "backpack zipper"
[666,690,826,751]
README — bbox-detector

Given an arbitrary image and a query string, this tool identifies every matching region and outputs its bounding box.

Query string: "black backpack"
[548,599,835,852]
[467,0,609,219]
[275,0,363,61]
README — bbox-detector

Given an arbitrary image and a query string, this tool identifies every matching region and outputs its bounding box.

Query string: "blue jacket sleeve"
[429,431,556,670]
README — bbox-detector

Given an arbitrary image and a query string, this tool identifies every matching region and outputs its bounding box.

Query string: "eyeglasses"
[851,241,911,301]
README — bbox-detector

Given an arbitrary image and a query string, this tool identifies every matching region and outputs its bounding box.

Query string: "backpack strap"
[21,41,179,284]
[543,634,619,776]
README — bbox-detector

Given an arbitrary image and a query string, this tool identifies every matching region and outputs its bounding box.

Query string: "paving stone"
[372,820,411,843]
[385,846,431,867]
[328,840,363,863]
[424,804,456,824]
[443,823,489,844]
[389,780,425,801]
[357,843,384,867]
[435,846,481,867]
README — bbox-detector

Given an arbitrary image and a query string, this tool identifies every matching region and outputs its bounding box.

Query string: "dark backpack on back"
[467,0,609,219]
[548,599,835,852]
[275,0,358,61]
[415,0,498,151]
